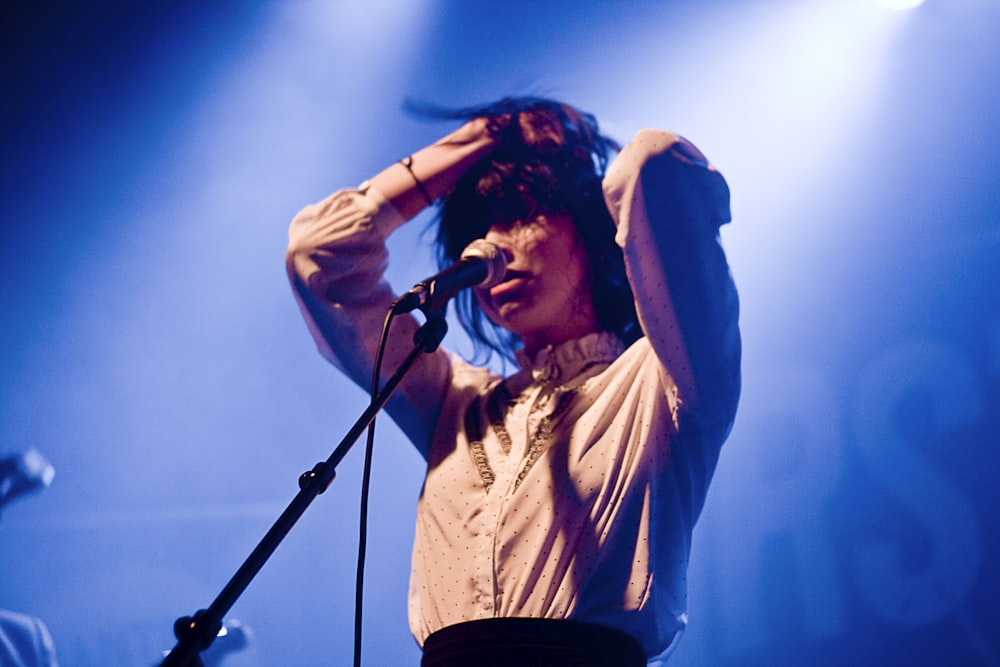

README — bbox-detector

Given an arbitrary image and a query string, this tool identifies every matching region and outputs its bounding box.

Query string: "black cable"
[354,306,396,667]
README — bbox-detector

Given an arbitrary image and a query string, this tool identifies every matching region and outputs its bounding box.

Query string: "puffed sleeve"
[603,129,741,431]
[286,184,451,457]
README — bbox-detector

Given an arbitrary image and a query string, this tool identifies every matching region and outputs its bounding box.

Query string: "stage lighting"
[877,0,925,10]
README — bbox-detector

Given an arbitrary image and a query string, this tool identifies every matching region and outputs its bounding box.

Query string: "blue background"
[2,1,997,665]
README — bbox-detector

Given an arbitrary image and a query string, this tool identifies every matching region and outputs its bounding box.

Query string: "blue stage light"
[877,0,925,10]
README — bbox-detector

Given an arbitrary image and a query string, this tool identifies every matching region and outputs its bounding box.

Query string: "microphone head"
[460,239,507,288]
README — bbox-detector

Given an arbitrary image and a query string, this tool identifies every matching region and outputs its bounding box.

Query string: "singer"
[286,97,740,666]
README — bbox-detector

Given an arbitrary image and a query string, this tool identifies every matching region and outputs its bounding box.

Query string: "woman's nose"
[483,227,504,244]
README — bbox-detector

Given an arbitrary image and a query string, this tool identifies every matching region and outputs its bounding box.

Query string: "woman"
[286,98,741,666]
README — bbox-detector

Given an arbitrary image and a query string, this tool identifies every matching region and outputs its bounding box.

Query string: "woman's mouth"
[489,271,530,301]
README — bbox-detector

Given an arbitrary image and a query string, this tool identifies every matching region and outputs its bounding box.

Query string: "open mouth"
[487,270,531,303]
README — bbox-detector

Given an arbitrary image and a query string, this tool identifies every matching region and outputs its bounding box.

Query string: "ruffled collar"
[514,332,625,386]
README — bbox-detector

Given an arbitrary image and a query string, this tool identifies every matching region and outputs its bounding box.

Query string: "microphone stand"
[160,312,449,667]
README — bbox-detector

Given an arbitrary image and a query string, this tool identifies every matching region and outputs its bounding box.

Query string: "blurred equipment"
[0,609,60,667]
[0,448,55,515]
[202,619,252,667]
[1,449,59,665]
[158,619,253,667]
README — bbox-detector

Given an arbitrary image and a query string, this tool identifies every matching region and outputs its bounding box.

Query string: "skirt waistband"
[421,617,647,667]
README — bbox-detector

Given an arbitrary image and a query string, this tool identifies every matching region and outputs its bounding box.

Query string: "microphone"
[392,239,507,314]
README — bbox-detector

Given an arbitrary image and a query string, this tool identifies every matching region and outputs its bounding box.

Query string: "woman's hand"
[482,99,616,169]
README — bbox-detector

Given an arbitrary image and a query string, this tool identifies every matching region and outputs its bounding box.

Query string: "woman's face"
[474,213,599,357]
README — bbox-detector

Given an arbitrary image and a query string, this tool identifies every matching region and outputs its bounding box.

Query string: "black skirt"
[421,617,647,667]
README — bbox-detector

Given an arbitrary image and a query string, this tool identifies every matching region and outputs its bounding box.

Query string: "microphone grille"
[461,239,507,288]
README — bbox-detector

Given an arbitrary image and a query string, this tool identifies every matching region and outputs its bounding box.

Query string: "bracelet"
[400,156,433,206]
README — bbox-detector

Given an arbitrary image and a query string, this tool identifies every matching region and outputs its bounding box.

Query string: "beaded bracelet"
[400,156,433,206]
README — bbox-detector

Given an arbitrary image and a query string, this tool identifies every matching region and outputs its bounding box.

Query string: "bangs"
[438,159,567,263]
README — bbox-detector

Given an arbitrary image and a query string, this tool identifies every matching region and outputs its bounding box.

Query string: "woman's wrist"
[371,118,498,220]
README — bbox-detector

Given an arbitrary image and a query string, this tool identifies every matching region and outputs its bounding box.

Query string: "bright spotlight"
[877,0,925,10]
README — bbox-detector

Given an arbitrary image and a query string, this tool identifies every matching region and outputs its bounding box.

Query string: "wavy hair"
[412,97,640,363]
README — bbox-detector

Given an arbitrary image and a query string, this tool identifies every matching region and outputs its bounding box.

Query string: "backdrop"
[2,1,997,665]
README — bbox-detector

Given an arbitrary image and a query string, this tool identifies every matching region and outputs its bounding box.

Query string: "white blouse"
[287,129,741,664]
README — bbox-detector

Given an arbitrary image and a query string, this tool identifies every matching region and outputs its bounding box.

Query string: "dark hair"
[414,97,640,363]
